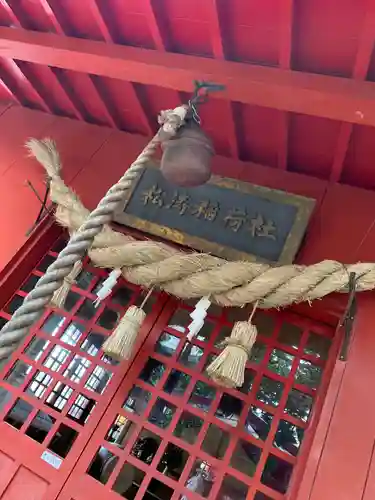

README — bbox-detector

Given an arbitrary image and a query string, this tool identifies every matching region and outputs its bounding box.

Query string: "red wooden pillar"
[296,293,375,500]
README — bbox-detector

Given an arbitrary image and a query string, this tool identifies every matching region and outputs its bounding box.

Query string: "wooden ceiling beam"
[2,27,375,127]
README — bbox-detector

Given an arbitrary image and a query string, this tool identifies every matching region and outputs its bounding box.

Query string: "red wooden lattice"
[57,274,337,499]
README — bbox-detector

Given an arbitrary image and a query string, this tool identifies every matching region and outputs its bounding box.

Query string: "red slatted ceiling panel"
[1,0,375,189]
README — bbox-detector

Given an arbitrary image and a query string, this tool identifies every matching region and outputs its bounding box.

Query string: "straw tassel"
[103,288,153,361]
[207,302,259,388]
[50,260,83,309]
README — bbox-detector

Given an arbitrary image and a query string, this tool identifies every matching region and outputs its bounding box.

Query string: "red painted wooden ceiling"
[1,0,375,190]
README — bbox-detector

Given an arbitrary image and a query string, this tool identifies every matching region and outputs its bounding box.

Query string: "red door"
[0,235,167,500]
[55,294,338,500]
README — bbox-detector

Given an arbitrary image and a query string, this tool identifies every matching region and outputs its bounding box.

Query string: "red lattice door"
[0,236,166,500]
[57,297,338,500]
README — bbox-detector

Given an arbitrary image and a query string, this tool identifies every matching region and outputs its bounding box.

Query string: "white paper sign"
[41,450,63,470]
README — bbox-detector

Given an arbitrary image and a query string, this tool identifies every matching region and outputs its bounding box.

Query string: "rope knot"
[158,105,188,136]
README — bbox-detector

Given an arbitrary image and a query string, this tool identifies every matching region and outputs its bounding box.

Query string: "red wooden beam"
[2,27,375,127]
[207,0,239,159]
[330,0,375,182]
[0,0,21,27]
[39,0,64,35]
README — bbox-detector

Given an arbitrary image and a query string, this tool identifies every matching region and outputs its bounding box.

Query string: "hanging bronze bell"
[160,120,214,187]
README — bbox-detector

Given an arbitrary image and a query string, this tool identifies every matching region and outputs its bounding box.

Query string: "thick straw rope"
[25,140,375,311]
[0,106,188,361]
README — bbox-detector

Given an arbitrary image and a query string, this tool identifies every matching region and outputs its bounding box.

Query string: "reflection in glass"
[155,332,180,357]
[68,394,96,425]
[284,389,313,422]
[261,454,293,494]
[0,386,12,412]
[214,325,231,348]
[123,386,151,415]
[189,381,216,412]
[77,299,97,321]
[239,368,256,395]
[112,462,145,498]
[60,322,85,346]
[257,376,284,406]
[278,323,303,349]
[44,346,71,372]
[24,336,50,361]
[230,440,261,477]
[21,274,40,293]
[215,393,244,427]
[157,443,189,480]
[81,332,106,356]
[148,479,173,500]
[253,313,275,337]
[163,369,191,396]
[185,460,215,498]
[85,366,112,394]
[76,270,94,290]
[139,358,165,386]
[37,254,55,272]
[97,308,119,330]
[202,424,229,459]
[131,428,161,464]
[48,423,78,458]
[168,309,190,333]
[112,287,133,306]
[87,446,118,485]
[218,475,249,500]
[245,406,273,441]
[106,415,135,448]
[174,411,203,444]
[63,355,91,383]
[4,295,24,314]
[25,410,55,443]
[305,333,331,360]
[148,398,176,429]
[25,371,53,399]
[274,420,304,456]
[42,313,65,335]
[249,341,267,364]
[64,291,81,312]
[254,492,273,500]
[4,398,33,429]
[179,343,204,368]
[295,359,322,389]
[268,349,294,376]
[46,382,73,412]
[5,360,33,387]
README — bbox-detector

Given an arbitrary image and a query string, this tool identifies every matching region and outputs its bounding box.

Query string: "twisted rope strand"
[0,107,188,360]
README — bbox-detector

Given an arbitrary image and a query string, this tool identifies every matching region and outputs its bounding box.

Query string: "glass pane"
[215,393,244,427]
[41,313,66,335]
[157,443,189,480]
[239,369,256,395]
[253,313,275,337]
[148,398,176,429]
[254,493,273,500]
[185,460,215,498]
[0,387,12,412]
[274,420,304,456]
[131,428,161,465]
[278,323,303,350]
[202,424,229,459]
[24,336,50,361]
[112,286,133,306]
[4,295,24,314]
[268,349,294,376]
[85,366,112,394]
[77,299,97,321]
[295,360,322,389]
[37,254,55,272]
[63,291,81,312]
[21,274,40,293]
[52,238,66,253]
[87,446,118,485]
[139,358,165,386]
[284,389,313,422]
[112,462,145,497]
[218,475,249,500]
[67,394,96,425]
[4,360,33,387]
[106,415,135,448]
[25,410,55,443]
[60,322,84,346]
[214,325,231,348]
[25,371,53,399]
[123,386,152,415]
[97,308,119,330]
[245,406,273,441]
[168,308,190,333]
[0,317,7,329]
[46,382,74,412]
[305,333,331,360]
[257,376,284,407]
[44,346,71,372]
[261,454,293,494]
[249,341,267,364]
[134,293,157,314]
[163,369,191,396]
[189,381,216,412]
[81,332,105,356]
[148,479,173,500]
[155,332,180,357]
[230,440,261,477]
[174,411,203,444]
[48,423,78,458]
[179,343,204,368]
[195,321,214,342]
[76,270,95,290]
[4,398,33,429]
[63,355,91,383]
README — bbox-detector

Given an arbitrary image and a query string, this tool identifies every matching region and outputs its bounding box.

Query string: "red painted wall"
[1,103,375,499]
